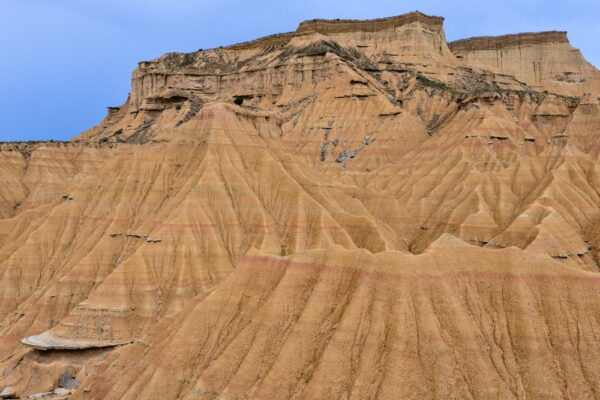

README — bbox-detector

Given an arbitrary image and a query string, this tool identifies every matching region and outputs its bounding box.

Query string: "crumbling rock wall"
[1,11,600,400]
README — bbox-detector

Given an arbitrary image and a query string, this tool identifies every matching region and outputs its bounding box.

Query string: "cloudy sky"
[1,0,599,141]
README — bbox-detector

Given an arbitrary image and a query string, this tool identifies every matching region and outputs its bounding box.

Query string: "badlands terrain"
[1,11,600,400]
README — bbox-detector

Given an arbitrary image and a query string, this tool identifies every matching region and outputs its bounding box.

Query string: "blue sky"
[1,0,599,141]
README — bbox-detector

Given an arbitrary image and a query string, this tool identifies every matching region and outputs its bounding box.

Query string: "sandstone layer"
[1,11,600,400]
[449,31,600,96]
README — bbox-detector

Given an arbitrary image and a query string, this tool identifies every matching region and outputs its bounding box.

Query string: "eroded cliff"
[1,11,600,400]
[450,31,600,96]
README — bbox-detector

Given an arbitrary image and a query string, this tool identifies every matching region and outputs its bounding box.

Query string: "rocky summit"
[1,11,600,399]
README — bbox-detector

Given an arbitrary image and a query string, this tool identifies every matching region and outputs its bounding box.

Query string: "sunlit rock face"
[1,11,600,400]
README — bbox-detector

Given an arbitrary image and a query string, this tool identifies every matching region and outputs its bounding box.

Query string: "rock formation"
[449,31,600,96]
[0,11,599,399]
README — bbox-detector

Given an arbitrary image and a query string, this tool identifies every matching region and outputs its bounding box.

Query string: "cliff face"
[73,12,507,145]
[228,12,452,58]
[295,12,454,60]
[449,31,600,96]
[1,11,600,400]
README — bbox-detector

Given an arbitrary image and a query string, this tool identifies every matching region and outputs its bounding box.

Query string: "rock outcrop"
[228,12,451,58]
[450,31,600,96]
[1,11,600,400]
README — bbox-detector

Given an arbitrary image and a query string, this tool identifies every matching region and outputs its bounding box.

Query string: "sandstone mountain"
[1,11,599,400]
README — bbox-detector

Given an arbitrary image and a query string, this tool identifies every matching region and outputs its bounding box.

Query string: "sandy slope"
[0,11,599,400]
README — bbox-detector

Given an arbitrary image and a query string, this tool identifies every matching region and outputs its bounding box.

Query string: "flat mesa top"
[228,11,444,50]
[449,31,569,52]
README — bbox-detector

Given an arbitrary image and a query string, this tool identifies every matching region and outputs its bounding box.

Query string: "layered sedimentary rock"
[449,31,600,96]
[229,12,451,58]
[1,11,600,400]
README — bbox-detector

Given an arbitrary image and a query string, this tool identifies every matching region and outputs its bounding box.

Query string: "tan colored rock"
[0,387,16,399]
[0,10,600,400]
[53,388,71,396]
[449,31,600,96]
